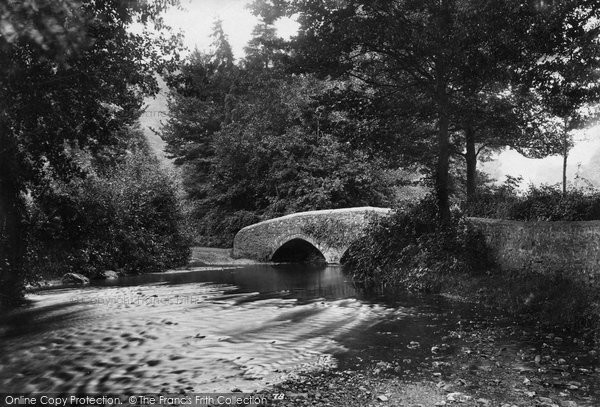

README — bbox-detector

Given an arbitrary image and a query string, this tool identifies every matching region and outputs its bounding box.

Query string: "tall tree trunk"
[436,82,451,224]
[0,186,26,307]
[562,123,568,196]
[465,125,477,204]
[0,141,26,308]
[562,149,568,196]
[435,0,451,225]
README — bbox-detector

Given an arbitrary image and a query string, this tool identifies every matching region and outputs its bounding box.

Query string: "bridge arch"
[271,236,326,263]
[232,207,391,264]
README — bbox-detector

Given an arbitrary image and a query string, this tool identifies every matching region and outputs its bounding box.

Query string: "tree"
[451,1,600,200]
[254,0,600,218]
[26,131,190,280]
[162,20,394,245]
[449,87,566,202]
[253,0,524,221]
[161,20,240,204]
[530,5,600,194]
[0,0,181,305]
[197,74,393,245]
[244,22,289,70]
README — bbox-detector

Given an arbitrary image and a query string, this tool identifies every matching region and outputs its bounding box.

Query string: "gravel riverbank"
[260,311,599,407]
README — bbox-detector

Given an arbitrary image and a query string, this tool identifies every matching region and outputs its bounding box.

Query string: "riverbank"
[24,247,257,292]
[189,246,259,265]
[445,271,600,349]
[262,303,599,407]
[249,262,600,406]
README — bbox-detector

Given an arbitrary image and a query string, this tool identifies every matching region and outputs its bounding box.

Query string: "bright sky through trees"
[162,0,298,58]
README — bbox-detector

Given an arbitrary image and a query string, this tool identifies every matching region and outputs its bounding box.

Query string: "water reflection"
[0,265,399,393]
[85,264,353,297]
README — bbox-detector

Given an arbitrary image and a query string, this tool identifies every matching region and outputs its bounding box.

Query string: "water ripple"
[0,269,400,393]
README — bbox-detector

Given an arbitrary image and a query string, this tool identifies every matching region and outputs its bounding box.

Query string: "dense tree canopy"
[26,131,190,281]
[3,0,598,300]
[161,0,600,247]
[0,0,183,304]
[162,21,394,245]
[252,0,600,215]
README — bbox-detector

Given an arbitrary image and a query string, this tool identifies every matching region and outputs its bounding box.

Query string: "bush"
[465,175,522,219]
[467,180,600,221]
[343,196,491,292]
[508,186,600,221]
[193,209,261,247]
[25,152,191,281]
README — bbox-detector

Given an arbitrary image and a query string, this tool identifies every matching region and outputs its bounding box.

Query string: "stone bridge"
[232,207,392,264]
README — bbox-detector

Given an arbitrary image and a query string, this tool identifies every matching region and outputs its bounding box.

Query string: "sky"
[162,0,298,59]
[143,0,600,189]
[481,128,600,188]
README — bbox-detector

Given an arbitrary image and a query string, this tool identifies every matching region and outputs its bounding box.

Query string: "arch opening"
[271,238,326,263]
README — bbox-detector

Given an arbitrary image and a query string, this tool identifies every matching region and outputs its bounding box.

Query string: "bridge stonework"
[232,207,392,263]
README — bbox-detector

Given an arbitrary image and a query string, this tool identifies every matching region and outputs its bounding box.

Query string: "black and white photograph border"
[1,1,599,406]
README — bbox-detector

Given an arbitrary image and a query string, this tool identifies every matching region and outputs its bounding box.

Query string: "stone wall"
[468,217,600,274]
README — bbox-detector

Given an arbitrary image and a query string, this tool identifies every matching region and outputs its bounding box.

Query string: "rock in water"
[61,273,90,285]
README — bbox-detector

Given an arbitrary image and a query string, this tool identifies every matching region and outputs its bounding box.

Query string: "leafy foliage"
[25,142,190,281]
[254,0,600,212]
[1,0,181,186]
[196,75,394,246]
[343,197,491,292]
[468,182,600,221]
[162,25,395,246]
[0,0,182,304]
[161,21,239,204]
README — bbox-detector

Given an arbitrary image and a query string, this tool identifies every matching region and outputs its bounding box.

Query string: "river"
[0,264,598,405]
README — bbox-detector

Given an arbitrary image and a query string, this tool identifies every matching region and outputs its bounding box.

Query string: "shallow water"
[0,265,398,392]
[0,264,598,399]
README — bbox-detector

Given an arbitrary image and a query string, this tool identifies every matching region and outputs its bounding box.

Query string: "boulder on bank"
[61,272,90,285]
[93,270,119,280]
